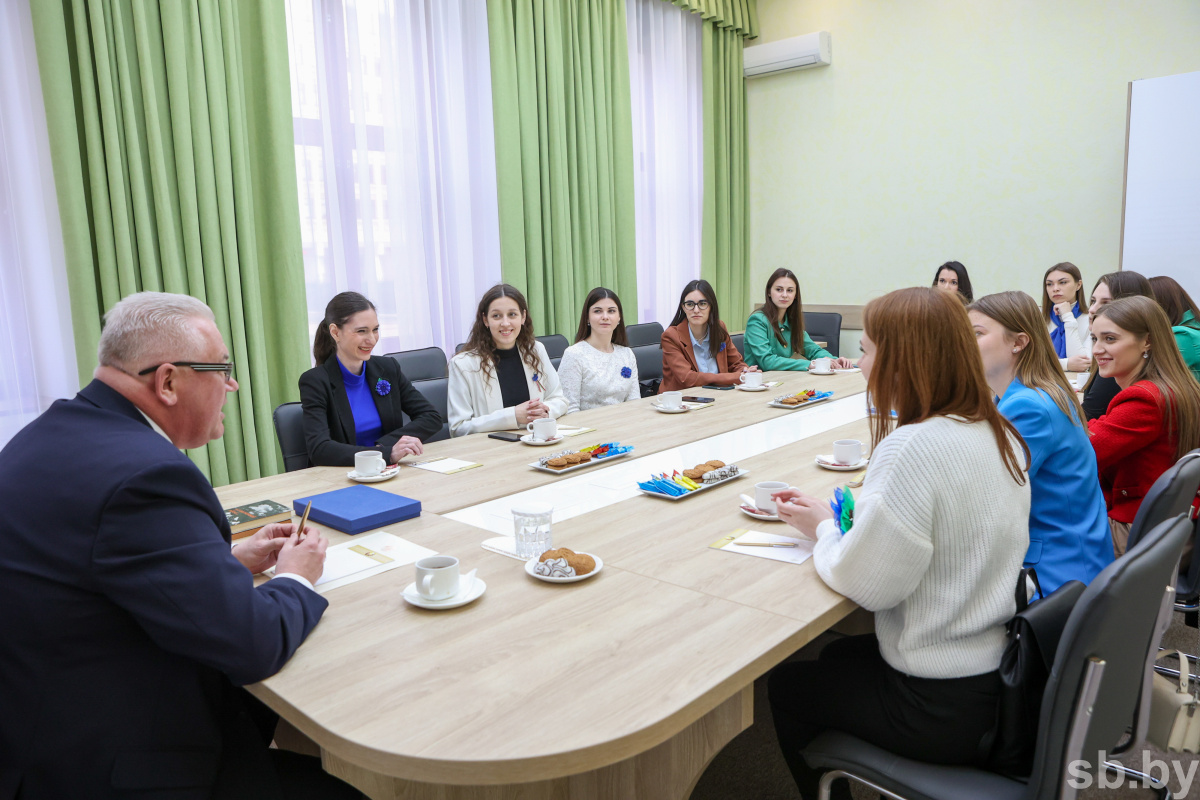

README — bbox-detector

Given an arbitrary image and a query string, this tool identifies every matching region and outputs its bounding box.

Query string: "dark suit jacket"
[298,354,442,466]
[0,381,328,800]
[659,320,747,392]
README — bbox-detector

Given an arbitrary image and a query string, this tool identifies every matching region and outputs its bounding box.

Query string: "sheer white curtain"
[285,0,502,361]
[0,0,78,449]
[626,0,704,328]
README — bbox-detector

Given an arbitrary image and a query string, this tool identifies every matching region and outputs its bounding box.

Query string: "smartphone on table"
[702,384,735,391]
[681,396,715,404]
[488,431,523,442]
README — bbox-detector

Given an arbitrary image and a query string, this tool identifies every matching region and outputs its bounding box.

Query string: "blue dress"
[997,377,1113,593]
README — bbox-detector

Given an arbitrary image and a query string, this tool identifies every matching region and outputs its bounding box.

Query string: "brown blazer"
[659,320,746,393]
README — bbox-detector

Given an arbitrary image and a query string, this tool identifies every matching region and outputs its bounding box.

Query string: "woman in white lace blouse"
[557,287,640,413]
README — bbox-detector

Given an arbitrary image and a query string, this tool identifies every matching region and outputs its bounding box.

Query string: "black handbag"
[639,378,661,398]
[982,568,1086,777]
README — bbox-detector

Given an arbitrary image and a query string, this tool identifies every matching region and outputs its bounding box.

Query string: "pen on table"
[735,541,798,548]
[295,501,313,541]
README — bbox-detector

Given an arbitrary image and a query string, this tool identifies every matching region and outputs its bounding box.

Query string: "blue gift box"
[292,485,421,534]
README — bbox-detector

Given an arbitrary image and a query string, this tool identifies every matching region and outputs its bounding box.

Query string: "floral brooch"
[375,378,391,396]
[621,366,632,379]
[719,341,726,352]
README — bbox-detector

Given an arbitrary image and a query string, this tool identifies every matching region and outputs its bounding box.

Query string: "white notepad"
[709,528,815,566]
[267,532,437,593]
[409,457,482,475]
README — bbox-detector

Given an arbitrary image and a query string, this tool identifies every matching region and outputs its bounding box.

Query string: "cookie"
[539,547,575,562]
[683,467,705,480]
[705,460,726,469]
[566,552,595,576]
[547,457,568,468]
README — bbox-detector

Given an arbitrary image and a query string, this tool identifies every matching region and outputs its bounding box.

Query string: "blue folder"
[292,485,421,534]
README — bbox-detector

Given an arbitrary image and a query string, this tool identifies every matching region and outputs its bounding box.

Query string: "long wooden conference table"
[214,371,871,799]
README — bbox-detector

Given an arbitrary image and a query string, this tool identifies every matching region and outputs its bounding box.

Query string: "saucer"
[736,384,768,392]
[348,465,401,482]
[810,369,834,376]
[402,577,486,609]
[651,403,689,414]
[833,367,861,374]
[520,434,565,446]
[739,504,781,521]
[815,455,869,472]
[525,553,604,583]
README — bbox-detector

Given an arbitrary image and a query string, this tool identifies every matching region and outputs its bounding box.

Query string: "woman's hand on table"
[390,436,424,462]
[740,364,762,373]
[515,399,549,426]
[832,357,855,369]
[1066,354,1090,372]
[772,489,833,540]
[234,521,314,575]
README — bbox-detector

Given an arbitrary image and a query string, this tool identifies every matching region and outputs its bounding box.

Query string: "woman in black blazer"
[299,292,442,466]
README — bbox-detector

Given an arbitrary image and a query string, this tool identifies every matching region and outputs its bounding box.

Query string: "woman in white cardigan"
[448,284,568,437]
[1042,262,1091,371]
[766,287,1031,797]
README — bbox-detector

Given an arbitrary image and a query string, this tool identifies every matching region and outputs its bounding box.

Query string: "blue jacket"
[0,381,328,799]
[998,378,1113,593]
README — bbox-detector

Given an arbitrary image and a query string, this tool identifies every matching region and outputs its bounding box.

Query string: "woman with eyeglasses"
[660,279,758,392]
[744,268,854,371]
[299,292,442,466]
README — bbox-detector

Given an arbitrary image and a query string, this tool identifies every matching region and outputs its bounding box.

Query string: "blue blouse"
[997,378,1112,593]
[338,357,383,447]
[689,326,719,375]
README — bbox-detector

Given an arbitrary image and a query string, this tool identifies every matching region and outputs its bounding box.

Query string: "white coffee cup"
[740,371,763,388]
[811,357,833,374]
[660,390,684,409]
[415,555,460,601]
[355,450,386,477]
[833,439,864,465]
[526,417,558,441]
[755,481,789,512]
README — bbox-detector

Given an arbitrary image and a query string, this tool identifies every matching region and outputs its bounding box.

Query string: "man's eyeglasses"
[682,300,710,310]
[137,362,235,380]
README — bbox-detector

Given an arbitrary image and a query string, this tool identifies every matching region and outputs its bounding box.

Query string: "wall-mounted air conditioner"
[743,32,831,77]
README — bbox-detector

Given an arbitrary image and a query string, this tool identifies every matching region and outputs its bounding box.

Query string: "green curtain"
[700,19,751,326]
[671,0,758,38]
[29,0,309,487]
[486,0,639,336]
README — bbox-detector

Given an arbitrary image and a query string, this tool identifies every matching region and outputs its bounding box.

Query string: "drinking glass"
[512,503,553,559]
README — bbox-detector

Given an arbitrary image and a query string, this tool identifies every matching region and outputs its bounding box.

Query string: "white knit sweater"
[813,415,1030,679]
[557,341,640,413]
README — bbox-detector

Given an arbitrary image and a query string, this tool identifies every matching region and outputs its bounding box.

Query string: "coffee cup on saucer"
[754,481,789,513]
[810,357,833,374]
[660,391,683,409]
[833,439,864,465]
[740,372,764,388]
[355,450,386,477]
[526,417,558,442]
[415,555,460,601]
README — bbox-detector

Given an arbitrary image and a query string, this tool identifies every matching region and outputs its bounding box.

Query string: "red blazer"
[659,320,746,393]
[1088,381,1179,523]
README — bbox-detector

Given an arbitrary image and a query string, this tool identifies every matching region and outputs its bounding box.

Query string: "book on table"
[224,499,291,540]
[292,484,421,534]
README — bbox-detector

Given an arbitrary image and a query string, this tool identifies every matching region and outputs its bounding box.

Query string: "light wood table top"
[292,370,867,515]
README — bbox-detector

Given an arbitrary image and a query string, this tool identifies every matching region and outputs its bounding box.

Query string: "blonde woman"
[1088,295,1200,555]
[969,292,1113,589]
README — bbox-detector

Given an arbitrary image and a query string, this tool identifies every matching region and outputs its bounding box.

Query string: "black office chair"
[804,311,842,357]
[730,333,745,356]
[625,321,664,348]
[1126,450,1200,621]
[800,513,1191,800]
[633,344,663,398]
[536,334,569,362]
[272,402,310,473]
[455,342,468,354]
[385,346,447,382]
[402,378,449,443]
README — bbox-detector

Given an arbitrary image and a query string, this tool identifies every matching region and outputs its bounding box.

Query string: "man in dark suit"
[0,293,358,799]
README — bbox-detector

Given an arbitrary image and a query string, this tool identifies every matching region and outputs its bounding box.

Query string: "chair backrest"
[633,344,662,382]
[1127,450,1200,554]
[551,357,562,371]
[803,311,843,357]
[730,332,744,356]
[455,342,468,354]
[384,346,447,382]
[1025,513,1190,800]
[273,402,310,472]
[405,377,450,443]
[626,321,664,348]
[536,334,569,360]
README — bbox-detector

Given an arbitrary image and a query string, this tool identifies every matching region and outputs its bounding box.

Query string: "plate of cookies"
[529,442,634,474]
[637,460,747,500]
[768,389,834,410]
[525,547,603,583]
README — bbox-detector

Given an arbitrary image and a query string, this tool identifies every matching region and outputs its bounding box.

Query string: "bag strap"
[1015,567,1042,613]
[1156,650,1193,694]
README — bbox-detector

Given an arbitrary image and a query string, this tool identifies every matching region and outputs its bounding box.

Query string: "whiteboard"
[1122,70,1200,303]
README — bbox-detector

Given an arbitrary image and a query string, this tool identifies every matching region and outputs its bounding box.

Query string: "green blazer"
[1173,310,1200,382]
[743,310,833,371]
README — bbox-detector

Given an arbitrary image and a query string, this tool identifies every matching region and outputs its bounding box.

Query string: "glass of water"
[512,503,553,559]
